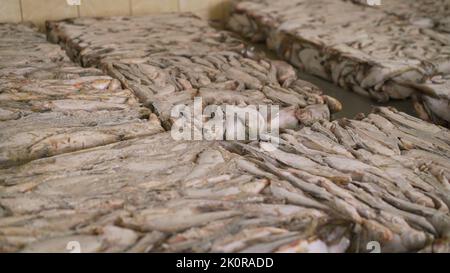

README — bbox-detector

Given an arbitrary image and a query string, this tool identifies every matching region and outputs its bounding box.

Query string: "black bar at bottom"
[0,253,441,272]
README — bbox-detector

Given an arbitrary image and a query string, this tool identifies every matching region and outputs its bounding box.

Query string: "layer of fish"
[227,0,450,124]
[1,20,345,253]
[0,132,346,253]
[0,23,164,167]
[0,76,164,168]
[1,16,449,253]
[46,14,341,130]
[411,74,450,127]
[0,23,69,66]
[1,107,449,253]
[353,0,450,33]
[223,106,450,253]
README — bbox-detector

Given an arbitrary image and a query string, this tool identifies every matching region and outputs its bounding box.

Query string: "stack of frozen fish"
[225,106,450,253]
[47,14,341,129]
[227,0,450,126]
[0,23,164,168]
[0,131,351,253]
[2,107,449,252]
[0,13,449,253]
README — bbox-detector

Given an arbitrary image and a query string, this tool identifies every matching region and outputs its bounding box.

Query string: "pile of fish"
[353,0,450,33]
[2,107,449,252]
[227,0,450,126]
[1,14,450,253]
[225,106,450,253]
[0,23,164,168]
[0,131,351,253]
[46,14,341,130]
